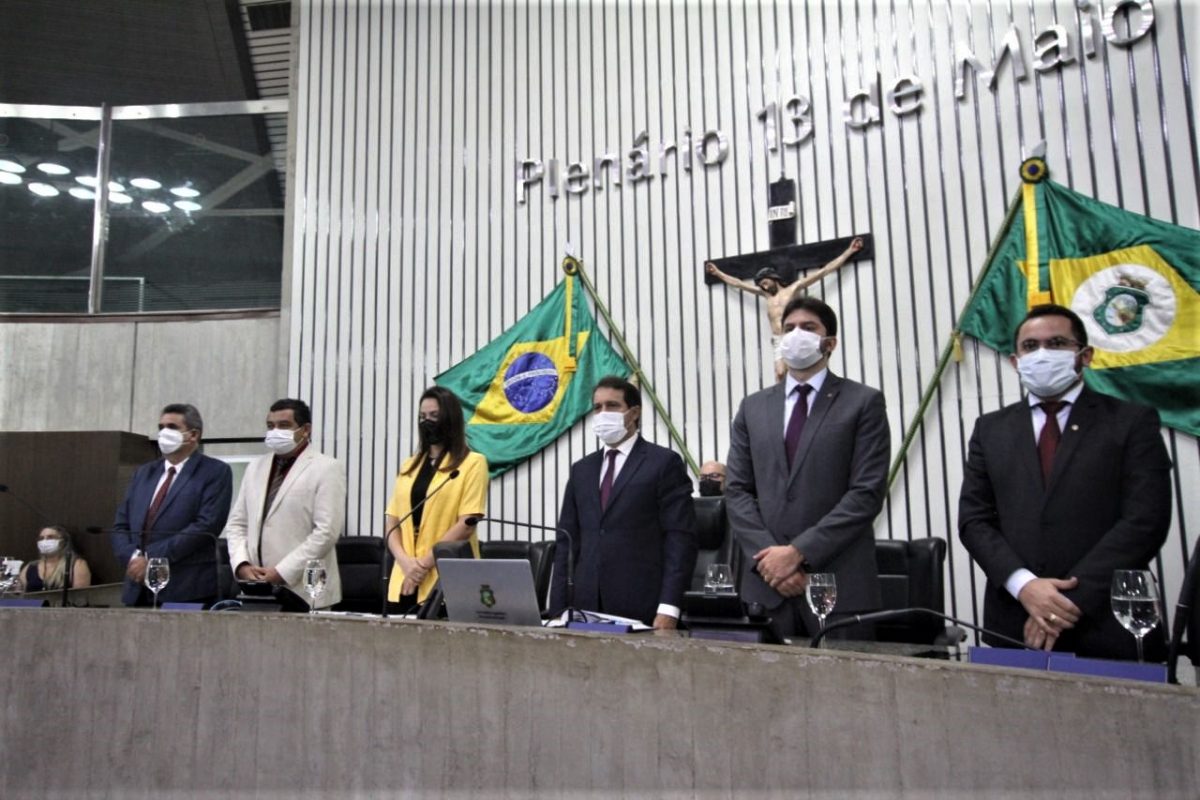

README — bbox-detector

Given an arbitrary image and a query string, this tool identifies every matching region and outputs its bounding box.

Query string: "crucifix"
[705,178,872,382]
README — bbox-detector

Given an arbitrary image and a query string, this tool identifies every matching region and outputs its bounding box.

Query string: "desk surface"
[1,609,1196,798]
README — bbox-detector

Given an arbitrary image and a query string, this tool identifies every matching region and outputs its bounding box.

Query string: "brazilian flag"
[959,158,1200,437]
[436,272,630,476]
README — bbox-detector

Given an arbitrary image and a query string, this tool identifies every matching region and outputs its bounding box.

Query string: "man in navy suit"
[550,376,697,628]
[111,403,233,606]
[959,304,1172,659]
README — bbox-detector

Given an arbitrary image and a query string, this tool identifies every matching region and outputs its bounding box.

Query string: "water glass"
[1111,569,1161,663]
[806,573,838,634]
[145,557,170,610]
[704,563,734,593]
[303,559,327,613]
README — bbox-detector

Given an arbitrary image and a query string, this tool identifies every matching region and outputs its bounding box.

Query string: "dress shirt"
[783,368,827,430]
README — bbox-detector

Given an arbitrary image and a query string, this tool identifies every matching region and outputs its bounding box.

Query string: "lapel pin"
[1070,424,1079,431]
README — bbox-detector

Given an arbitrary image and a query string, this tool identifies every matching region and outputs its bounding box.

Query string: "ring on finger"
[1048,613,1058,624]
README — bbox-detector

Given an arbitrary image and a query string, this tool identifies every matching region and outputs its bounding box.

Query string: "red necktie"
[141,466,177,548]
[599,450,620,510]
[1037,401,1067,482]
[785,385,813,468]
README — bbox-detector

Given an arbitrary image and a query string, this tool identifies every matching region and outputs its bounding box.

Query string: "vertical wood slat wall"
[289,1,1199,632]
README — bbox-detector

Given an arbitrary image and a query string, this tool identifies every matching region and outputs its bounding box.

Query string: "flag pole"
[886,188,1024,489]
[563,255,700,476]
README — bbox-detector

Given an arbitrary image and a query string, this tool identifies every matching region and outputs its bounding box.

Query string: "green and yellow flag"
[959,159,1200,437]
[436,273,630,476]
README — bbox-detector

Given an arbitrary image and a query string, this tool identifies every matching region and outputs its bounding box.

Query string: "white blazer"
[224,447,346,608]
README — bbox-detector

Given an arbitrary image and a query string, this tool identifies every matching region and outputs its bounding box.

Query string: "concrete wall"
[0,313,282,438]
[2,609,1196,798]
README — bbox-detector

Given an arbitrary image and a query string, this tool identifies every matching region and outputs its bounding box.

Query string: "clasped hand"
[753,545,808,598]
[1018,576,1082,651]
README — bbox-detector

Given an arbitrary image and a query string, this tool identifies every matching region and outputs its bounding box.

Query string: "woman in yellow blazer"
[384,386,488,612]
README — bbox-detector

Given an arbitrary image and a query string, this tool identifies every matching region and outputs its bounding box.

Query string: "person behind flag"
[383,387,489,613]
[549,376,697,629]
[959,304,1173,660]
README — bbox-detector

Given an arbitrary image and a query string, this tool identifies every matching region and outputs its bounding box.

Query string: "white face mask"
[591,411,629,445]
[1017,348,1081,398]
[37,539,63,556]
[779,328,826,370]
[157,427,186,455]
[264,428,300,455]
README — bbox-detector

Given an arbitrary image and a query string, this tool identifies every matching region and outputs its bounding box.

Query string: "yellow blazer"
[385,450,488,602]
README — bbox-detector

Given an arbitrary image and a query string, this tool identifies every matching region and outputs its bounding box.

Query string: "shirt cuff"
[1005,568,1037,600]
[656,603,681,619]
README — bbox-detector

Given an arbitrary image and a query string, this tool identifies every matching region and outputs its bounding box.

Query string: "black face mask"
[419,418,448,446]
[698,478,724,497]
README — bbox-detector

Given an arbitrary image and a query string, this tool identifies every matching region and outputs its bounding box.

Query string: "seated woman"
[19,525,91,593]
[384,386,489,614]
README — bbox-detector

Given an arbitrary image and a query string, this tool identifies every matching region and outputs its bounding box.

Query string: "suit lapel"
[789,374,841,483]
[764,383,790,477]
[580,449,605,520]
[1044,387,1095,495]
[1004,402,1043,495]
[601,438,647,518]
[264,449,315,521]
[152,457,197,526]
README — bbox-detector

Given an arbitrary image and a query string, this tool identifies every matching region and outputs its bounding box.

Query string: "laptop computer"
[436,558,544,627]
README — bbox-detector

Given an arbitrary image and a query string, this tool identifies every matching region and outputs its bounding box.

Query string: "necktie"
[141,465,177,549]
[785,385,813,468]
[599,450,620,510]
[1037,401,1068,482]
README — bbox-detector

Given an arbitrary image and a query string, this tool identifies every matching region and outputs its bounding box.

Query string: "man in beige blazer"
[224,398,346,609]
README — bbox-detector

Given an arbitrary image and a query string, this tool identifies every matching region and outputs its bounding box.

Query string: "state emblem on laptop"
[479,584,496,608]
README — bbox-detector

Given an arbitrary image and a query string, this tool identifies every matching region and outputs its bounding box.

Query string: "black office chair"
[874,537,960,646]
[1167,538,1200,683]
[690,495,738,591]
[480,539,556,612]
[331,536,386,613]
[215,538,237,603]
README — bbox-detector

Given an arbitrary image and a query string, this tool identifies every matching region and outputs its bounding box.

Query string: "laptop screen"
[436,558,544,627]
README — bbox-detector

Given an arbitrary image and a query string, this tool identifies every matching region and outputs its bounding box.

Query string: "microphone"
[1,483,76,605]
[465,515,576,621]
[808,607,1032,650]
[86,525,226,603]
[1168,537,1200,684]
[379,468,461,617]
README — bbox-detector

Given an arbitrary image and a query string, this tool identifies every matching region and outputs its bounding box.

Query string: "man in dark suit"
[111,403,233,606]
[959,304,1172,660]
[726,295,890,642]
[550,376,697,629]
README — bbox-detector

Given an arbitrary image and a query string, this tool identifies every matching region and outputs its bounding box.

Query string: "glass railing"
[0,99,287,314]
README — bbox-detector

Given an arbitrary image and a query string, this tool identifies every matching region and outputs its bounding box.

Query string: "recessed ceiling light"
[173,200,202,212]
[142,201,171,214]
[109,192,133,204]
[36,162,71,176]
[28,182,60,197]
[0,159,26,174]
[130,177,162,190]
[169,186,200,198]
[68,187,96,200]
[76,175,98,187]
[108,181,125,193]
[0,172,22,185]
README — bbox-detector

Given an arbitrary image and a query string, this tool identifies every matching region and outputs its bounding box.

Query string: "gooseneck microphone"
[808,607,1033,650]
[380,469,461,617]
[86,526,226,603]
[464,515,576,621]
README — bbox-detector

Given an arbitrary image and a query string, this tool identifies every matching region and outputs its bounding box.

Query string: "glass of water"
[303,559,327,613]
[806,573,837,634]
[1111,569,1161,663]
[704,563,734,593]
[145,557,170,610]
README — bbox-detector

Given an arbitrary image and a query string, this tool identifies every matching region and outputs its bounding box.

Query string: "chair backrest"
[479,539,556,612]
[690,496,738,591]
[874,537,947,644]
[331,536,386,613]
[216,538,237,603]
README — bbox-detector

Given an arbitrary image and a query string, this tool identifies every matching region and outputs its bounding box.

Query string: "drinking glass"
[806,573,837,634]
[303,559,327,613]
[1111,569,1161,663]
[704,563,734,593]
[145,557,170,610]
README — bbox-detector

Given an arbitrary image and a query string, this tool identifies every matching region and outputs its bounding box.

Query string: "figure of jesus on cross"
[706,237,864,382]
